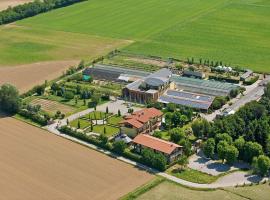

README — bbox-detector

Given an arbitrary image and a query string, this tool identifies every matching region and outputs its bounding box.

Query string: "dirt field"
[31,98,75,114]
[0,60,79,93]
[0,115,153,200]
[0,0,32,11]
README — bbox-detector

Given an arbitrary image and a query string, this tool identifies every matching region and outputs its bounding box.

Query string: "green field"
[122,179,270,200]
[1,0,269,72]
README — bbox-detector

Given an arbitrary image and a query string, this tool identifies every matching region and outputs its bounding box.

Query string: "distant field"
[9,0,270,72]
[0,25,129,66]
[125,180,270,200]
[0,0,32,11]
[0,115,153,200]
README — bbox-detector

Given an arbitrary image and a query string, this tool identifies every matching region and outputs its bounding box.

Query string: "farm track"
[0,114,153,200]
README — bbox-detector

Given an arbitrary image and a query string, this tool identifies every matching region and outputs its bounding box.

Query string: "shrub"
[64,91,75,100]
[112,140,127,155]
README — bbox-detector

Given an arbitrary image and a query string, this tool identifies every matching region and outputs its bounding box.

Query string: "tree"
[103,126,106,134]
[112,140,127,155]
[203,138,215,158]
[215,133,233,145]
[234,136,246,160]
[169,128,185,143]
[0,84,21,114]
[191,118,210,138]
[118,109,121,117]
[106,106,109,114]
[179,139,192,156]
[243,141,263,163]
[153,131,162,139]
[99,134,108,146]
[141,148,166,171]
[224,145,239,165]
[77,120,81,129]
[257,155,270,176]
[217,141,228,162]
[77,60,85,70]
[35,85,45,95]
[166,103,176,112]
[252,155,270,176]
[177,155,189,170]
[165,112,173,129]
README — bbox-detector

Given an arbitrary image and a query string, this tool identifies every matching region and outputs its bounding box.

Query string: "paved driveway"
[188,150,250,176]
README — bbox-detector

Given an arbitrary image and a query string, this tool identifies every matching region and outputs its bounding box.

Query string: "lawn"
[5,0,268,72]
[92,125,119,136]
[83,111,109,120]
[70,119,91,129]
[107,115,124,126]
[167,166,218,184]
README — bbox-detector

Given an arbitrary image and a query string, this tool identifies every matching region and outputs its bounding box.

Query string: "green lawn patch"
[83,111,109,120]
[92,125,119,136]
[107,115,123,126]
[167,166,218,184]
[70,119,91,129]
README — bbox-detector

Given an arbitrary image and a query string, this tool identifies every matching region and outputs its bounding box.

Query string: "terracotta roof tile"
[133,134,182,154]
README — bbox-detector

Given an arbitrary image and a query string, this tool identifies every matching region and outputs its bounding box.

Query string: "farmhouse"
[119,108,163,138]
[122,68,172,103]
[133,134,183,163]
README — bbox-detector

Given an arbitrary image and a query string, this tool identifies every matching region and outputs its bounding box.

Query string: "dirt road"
[0,115,153,200]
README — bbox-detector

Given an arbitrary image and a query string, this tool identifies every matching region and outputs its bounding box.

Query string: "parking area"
[188,150,250,176]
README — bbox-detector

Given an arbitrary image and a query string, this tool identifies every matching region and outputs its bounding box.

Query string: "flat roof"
[159,90,214,110]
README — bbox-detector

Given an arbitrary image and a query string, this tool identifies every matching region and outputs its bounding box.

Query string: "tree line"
[0,0,85,25]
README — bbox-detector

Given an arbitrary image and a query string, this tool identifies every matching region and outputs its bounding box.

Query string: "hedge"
[18,109,47,126]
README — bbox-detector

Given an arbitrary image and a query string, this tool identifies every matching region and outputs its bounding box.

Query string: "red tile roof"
[120,118,143,129]
[133,134,182,154]
[120,107,163,129]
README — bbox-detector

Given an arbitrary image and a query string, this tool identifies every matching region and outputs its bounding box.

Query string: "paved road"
[202,76,270,121]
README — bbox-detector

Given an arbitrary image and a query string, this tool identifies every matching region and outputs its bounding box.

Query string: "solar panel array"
[166,90,213,102]
[159,95,211,110]
[171,75,239,96]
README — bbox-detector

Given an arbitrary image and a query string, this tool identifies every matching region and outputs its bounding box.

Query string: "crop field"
[3,0,267,72]
[0,0,32,11]
[124,179,270,200]
[30,98,75,115]
[0,60,79,93]
[0,115,153,200]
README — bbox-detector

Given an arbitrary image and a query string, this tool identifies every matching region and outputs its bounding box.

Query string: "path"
[45,124,268,189]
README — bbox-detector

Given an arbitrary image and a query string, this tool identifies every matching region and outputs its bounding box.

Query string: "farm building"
[83,64,150,82]
[183,70,205,79]
[122,68,172,103]
[133,134,183,163]
[171,75,239,97]
[119,108,163,138]
[159,90,214,111]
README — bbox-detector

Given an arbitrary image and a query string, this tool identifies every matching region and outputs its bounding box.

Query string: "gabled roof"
[120,108,163,128]
[133,134,182,154]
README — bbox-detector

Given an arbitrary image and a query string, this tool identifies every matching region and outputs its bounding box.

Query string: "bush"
[64,91,75,100]
[112,140,127,155]
[141,148,167,171]
[18,109,47,126]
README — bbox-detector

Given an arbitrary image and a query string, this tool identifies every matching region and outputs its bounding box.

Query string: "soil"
[0,60,79,93]
[0,115,153,200]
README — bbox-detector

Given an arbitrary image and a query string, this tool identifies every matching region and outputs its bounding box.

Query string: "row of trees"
[0,0,85,25]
